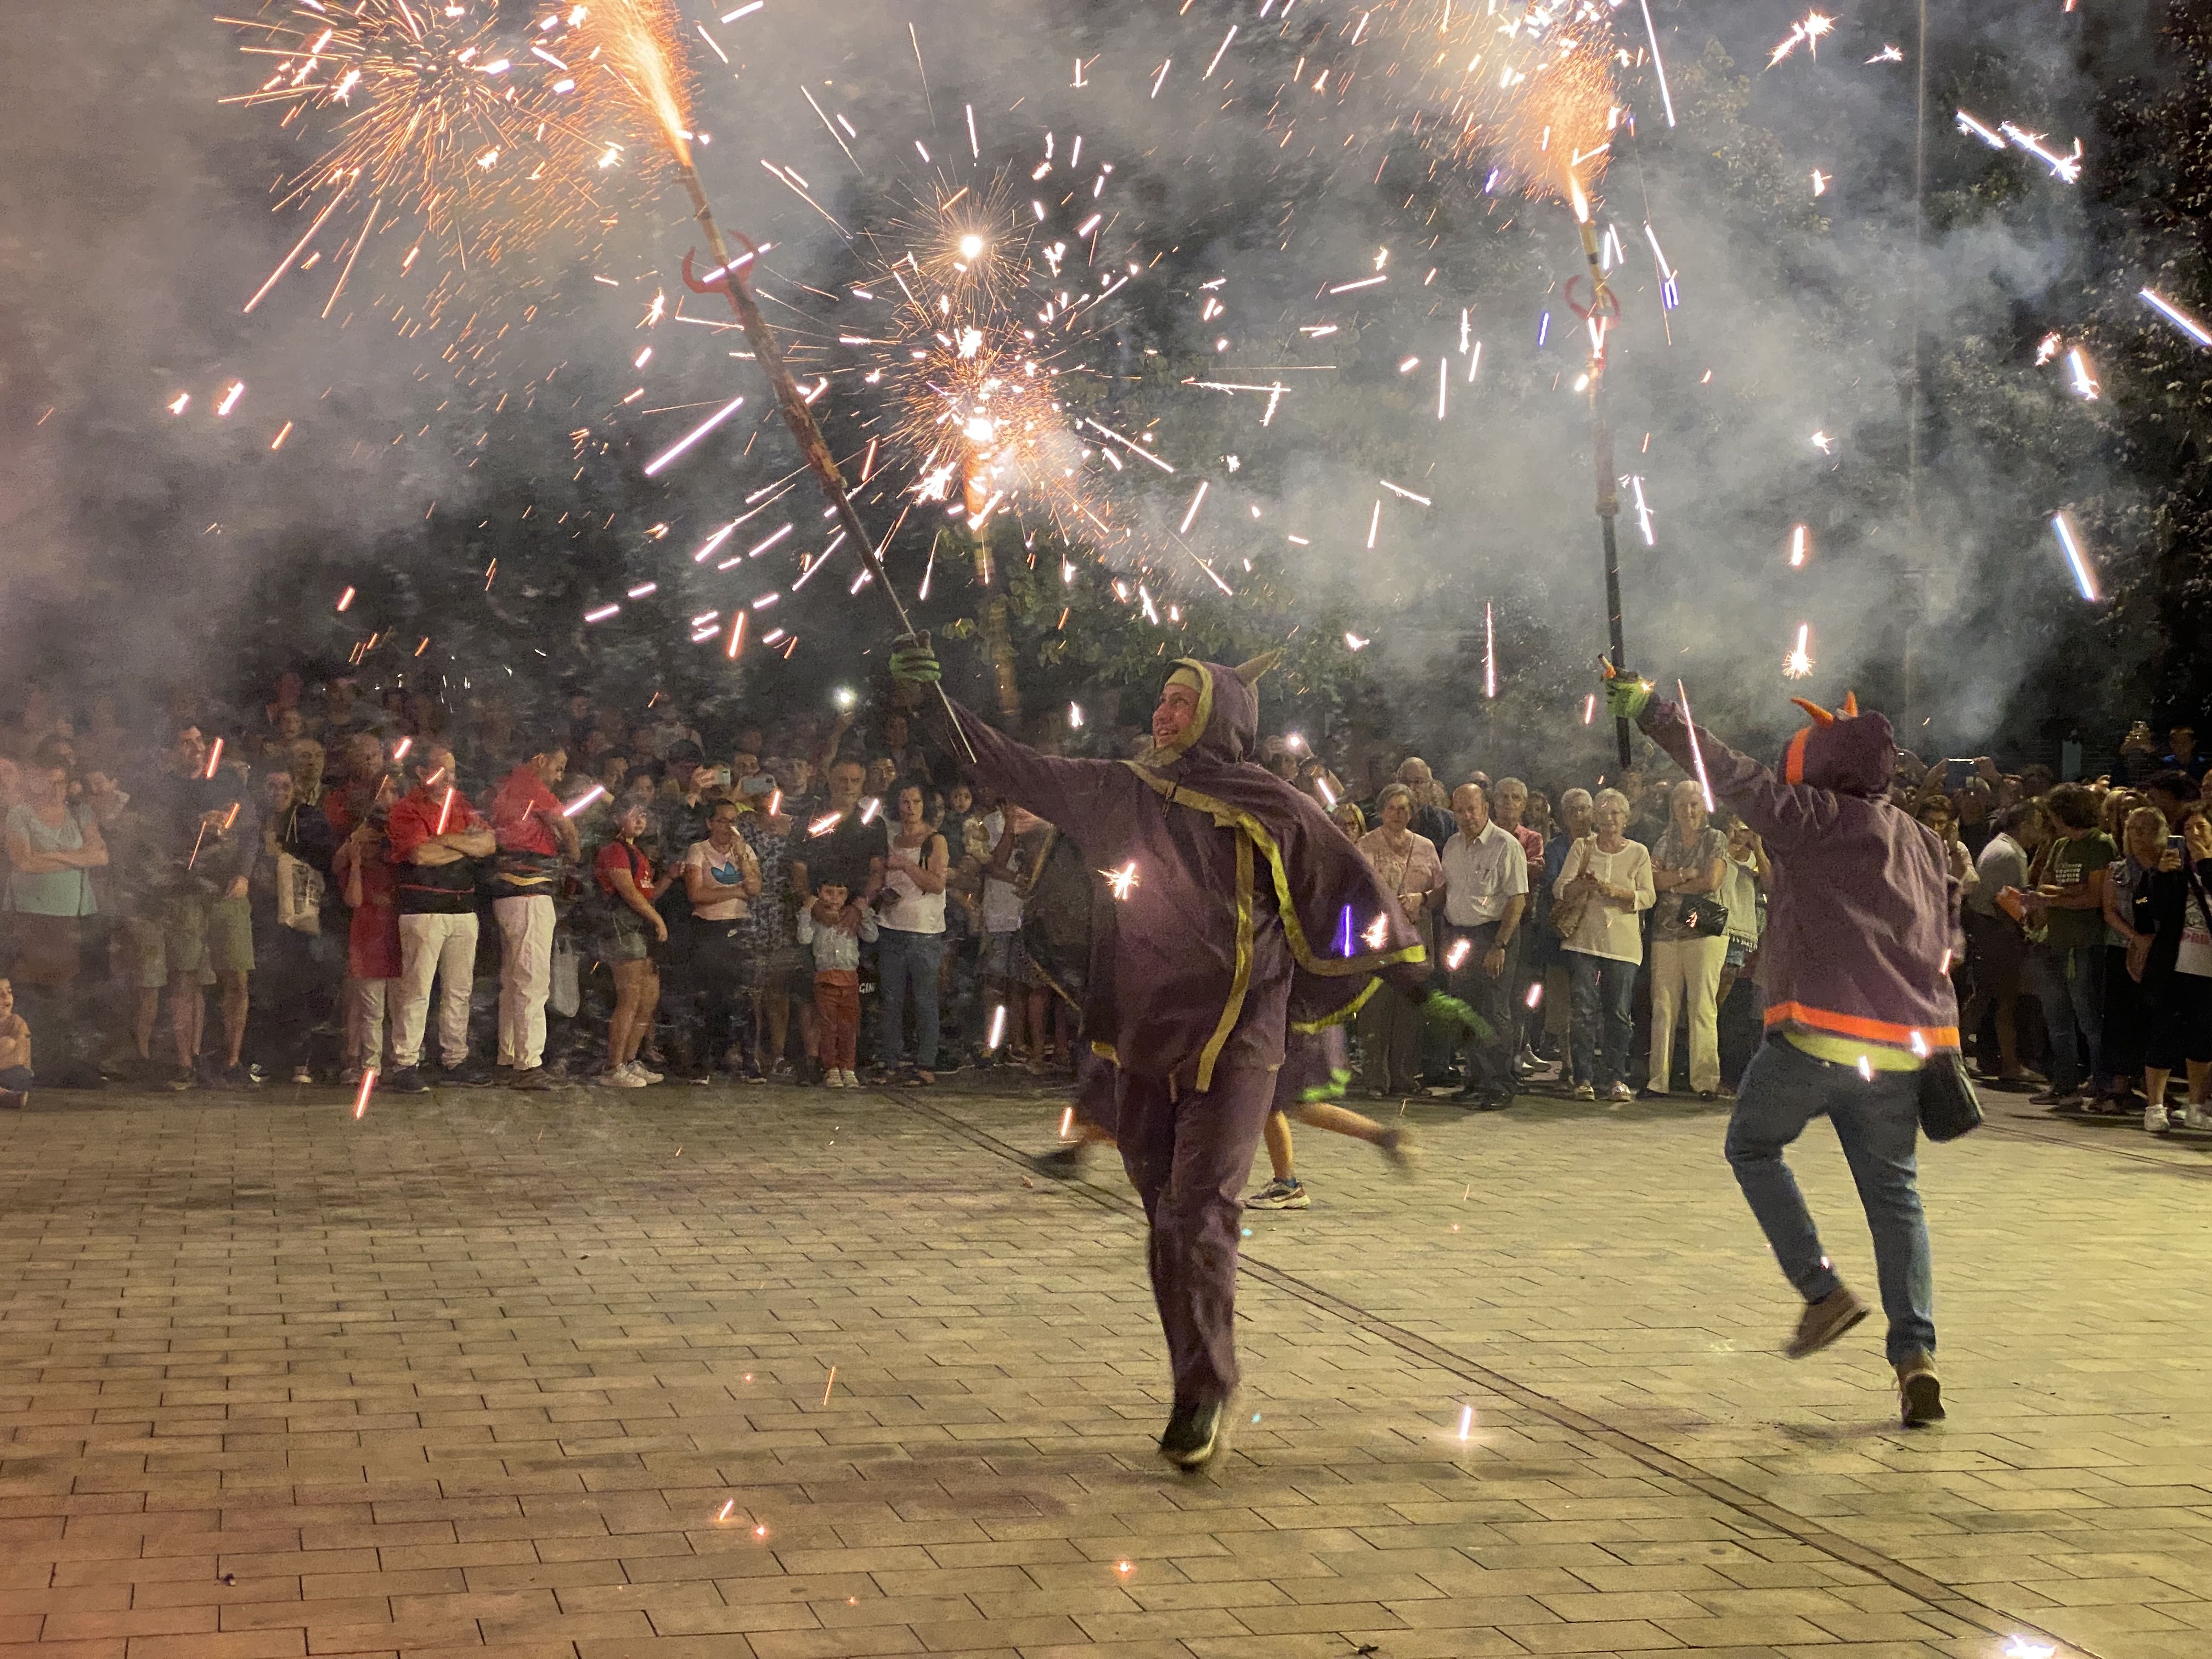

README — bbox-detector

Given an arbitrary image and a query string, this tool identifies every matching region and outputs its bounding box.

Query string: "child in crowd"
[796,878,876,1087]
[0,978,33,1108]
[334,804,402,1082]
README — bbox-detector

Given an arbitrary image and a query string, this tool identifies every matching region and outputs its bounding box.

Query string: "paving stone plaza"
[0,1082,2204,1659]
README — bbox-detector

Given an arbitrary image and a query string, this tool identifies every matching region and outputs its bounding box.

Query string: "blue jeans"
[1567,951,1637,1090]
[877,928,945,1070]
[1725,1037,1936,1363]
[2030,942,2107,1094]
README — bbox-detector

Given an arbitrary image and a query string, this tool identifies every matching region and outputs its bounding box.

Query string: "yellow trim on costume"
[1120,762,1427,978]
[1291,975,1382,1034]
[1193,831,1256,1090]
[1091,1039,1119,1064]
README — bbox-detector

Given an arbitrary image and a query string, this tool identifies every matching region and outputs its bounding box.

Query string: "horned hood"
[1779,693,1895,799]
[1147,652,1276,769]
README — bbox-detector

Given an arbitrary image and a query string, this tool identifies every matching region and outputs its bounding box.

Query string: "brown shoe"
[1896,1351,1944,1426]
[1785,1286,1871,1358]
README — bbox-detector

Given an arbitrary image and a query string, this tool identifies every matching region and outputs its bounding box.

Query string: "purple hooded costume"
[934,655,1424,1412]
[1639,691,1961,1053]
[940,656,1426,1087]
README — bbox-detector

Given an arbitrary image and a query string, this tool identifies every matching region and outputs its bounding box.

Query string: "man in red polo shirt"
[383,745,495,1092]
[487,742,578,1087]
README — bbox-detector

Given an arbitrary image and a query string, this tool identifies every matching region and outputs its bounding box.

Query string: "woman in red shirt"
[595,803,672,1086]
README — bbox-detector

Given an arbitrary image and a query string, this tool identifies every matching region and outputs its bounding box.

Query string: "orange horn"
[1841,691,1860,718]
[1790,697,1836,726]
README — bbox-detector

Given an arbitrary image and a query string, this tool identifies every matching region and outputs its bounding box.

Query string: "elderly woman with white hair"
[1553,787,1654,1100]
[1647,778,1731,1098]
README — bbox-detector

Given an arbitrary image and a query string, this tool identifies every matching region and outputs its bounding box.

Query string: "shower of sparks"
[352,1068,376,1119]
[1866,43,1903,63]
[1784,624,1814,679]
[1483,603,1497,698]
[1458,1404,1475,1439]
[1445,938,1472,971]
[2140,287,2212,347]
[222,0,651,315]
[986,1003,1007,1050]
[2051,511,2101,602]
[811,171,1169,560]
[1675,681,1715,812]
[1809,430,1833,454]
[216,381,246,416]
[1582,693,1597,725]
[1101,860,1139,900]
[1789,524,1810,567]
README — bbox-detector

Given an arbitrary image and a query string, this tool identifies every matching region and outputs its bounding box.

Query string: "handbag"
[549,934,582,1019]
[275,849,324,935]
[1917,1050,1983,1142]
[1675,891,1730,937]
[1550,840,1595,940]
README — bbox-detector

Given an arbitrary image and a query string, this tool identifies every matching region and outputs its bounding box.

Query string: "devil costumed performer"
[1606,669,1968,1429]
[892,637,1463,1468]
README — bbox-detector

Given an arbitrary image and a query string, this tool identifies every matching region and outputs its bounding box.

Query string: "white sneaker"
[2146,1100,2173,1135]
[2181,1102,2212,1132]
[601,1064,648,1088]
[825,1070,848,1088]
[840,1069,861,1087]
[629,1061,665,1084]
[1572,1082,1596,1101]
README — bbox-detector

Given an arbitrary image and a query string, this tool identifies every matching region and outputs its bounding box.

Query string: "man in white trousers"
[487,743,577,1088]
[383,745,496,1093]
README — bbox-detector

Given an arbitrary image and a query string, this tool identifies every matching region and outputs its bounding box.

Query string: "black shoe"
[0,1091,24,1111]
[166,1068,198,1092]
[508,1066,557,1091]
[1032,1146,1085,1180]
[441,1064,494,1087]
[385,1067,430,1094]
[1158,1398,1227,1470]
[1473,1091,1515,1111]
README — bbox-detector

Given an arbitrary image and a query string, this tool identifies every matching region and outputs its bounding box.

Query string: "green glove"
[889,637,941,687]
[1602,671,1652,722]
[1419,992,1493,1044]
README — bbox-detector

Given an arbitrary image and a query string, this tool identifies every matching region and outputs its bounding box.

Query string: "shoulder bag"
[1550,839,1596,940]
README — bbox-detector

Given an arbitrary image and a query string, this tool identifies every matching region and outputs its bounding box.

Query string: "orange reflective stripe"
[1783,727,1810,786]
[1763,1000,1958,1050]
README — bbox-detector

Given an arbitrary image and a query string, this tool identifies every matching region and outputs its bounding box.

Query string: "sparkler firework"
[223,0,646,318]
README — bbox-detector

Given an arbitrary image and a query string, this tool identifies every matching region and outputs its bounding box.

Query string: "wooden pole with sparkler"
[668,161,975,760]
[1575,212,1634,769]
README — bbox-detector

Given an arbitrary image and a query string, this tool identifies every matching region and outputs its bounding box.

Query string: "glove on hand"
[889,635,941,687]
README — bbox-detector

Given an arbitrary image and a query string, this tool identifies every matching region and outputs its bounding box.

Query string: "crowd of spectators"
[0,668,2205,1138]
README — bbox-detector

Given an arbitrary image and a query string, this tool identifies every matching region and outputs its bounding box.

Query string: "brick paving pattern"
[0,1077,2204,1658]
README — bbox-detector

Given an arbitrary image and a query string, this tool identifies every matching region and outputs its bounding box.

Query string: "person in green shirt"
[2026,783,2119,1107]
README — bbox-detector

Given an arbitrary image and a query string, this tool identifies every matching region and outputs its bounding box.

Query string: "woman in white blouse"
[1554,788,1655,1101]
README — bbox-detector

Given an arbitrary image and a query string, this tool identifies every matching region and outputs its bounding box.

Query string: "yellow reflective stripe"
[1194,832,1255,1092]
[1121,763,1427,977]
[1290,975,1381,1034]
